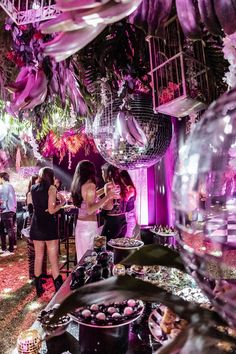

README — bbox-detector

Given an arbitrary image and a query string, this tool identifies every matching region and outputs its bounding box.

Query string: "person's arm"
[84,183,116,215]
[48,185,66,214]
[96,182,113,198]
[96,187,105,197]
[26,192,32,205]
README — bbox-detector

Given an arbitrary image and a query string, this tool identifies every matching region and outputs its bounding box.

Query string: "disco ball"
[173,87,236,328]
[92,94,172,169]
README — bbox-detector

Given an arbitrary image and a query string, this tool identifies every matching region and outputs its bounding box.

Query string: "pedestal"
[113,248,135,264]
[79,324,129,354]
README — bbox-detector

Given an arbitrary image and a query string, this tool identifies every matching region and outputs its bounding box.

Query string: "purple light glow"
[129,169,149,226]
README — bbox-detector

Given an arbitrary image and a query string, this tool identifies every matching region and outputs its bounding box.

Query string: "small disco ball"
[92,94,172,169]
[173,87,236,328]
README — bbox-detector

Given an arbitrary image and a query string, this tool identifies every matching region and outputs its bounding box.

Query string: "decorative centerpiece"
[92,93,172,169]
[108,237,144,264]
[37,306,71,337]
[150,225,177,248]
[148,17,210,117]
[149,305,188,344]
[150,225,177,236]
[93,235,107,253]
[108,237,144,249]
[17,329,41,354]
[71,300,144,354]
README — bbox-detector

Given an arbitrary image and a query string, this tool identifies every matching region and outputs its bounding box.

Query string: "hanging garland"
[41,129,98,163]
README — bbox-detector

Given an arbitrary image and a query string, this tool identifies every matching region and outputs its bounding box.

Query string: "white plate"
[107,240,144,250]
[154,232,177,237]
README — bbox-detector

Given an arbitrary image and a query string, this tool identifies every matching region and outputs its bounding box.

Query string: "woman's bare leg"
[46,239,59,279]
[33,240,46,277]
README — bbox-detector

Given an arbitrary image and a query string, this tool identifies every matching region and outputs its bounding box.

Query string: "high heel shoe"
[53,274,63,292]
[35,275,45,297]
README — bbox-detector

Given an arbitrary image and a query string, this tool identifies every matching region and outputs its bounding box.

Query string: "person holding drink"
[30,167,66,296]
[71,160,117,262]
[101,164,127,242]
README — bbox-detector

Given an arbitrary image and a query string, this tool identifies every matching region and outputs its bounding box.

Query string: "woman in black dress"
[25,175,47,280]
[30,167,65,296]
[101,165,127,242]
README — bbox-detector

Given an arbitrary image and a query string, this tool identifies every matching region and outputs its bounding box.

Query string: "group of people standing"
[71,161,137,262]
[0,161,137,297]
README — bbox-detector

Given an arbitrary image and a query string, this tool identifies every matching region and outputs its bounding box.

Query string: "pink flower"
[168,82,179,91]
[19,25,28,31]
[6,51,15,61]
[33,32,43,40]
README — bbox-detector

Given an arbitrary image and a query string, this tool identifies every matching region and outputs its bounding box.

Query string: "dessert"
[107,307,117,314]
[149,305,188,343]
[127,299,136,307]
[91,304,99,311]
[151,225,177,235]
[81,309,91,318]
[123,307,133,316]
[72,300,144,327]
[108,237,143,248]
[38,307,71,335]
[130,265,161,275]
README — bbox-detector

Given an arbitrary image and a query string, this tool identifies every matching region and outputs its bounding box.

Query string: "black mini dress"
[30,183,58,241]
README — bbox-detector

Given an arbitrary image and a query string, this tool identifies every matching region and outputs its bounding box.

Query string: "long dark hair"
[26,174,38,196]
[71,160,96,207]
[120,170,136,199]
[101,163,109,182]
[106,164,126,199]
[38,167,54,187]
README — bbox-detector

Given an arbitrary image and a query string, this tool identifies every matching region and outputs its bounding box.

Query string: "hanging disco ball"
[173,87,236,328]
[92,94,172,169]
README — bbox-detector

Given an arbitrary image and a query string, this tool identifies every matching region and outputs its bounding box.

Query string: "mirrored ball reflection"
[92,94,172,169]
[173,88,236,328]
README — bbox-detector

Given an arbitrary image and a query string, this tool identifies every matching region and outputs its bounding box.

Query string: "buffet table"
[15,250,155,354]
[15,243,209,354]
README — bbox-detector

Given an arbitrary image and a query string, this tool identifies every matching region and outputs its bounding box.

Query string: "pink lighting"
[129,169,149,226]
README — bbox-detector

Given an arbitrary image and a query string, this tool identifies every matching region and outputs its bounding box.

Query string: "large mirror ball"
[173,87,236,328]
[92,94,172,170]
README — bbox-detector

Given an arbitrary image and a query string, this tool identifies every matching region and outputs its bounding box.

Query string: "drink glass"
[113,185,121,207]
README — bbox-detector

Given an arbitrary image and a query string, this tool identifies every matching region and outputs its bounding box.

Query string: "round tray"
[107,240,144,250]
[71,304,144,329]
[153,231,177,237]
[148,308,167,343]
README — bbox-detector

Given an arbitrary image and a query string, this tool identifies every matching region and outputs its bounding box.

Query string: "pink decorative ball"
[96,312,106,321]
[127,299,136,307]
[107,307,117,314]
[90,304,99,311]
[124,307,133,316]
[81,309,91,318]
[112,312,122,318]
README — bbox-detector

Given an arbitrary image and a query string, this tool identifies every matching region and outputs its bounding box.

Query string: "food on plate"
[73,299,143,326]
[108,237,143,248]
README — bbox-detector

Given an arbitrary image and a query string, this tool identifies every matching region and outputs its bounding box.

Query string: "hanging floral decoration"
[4,18,88,127]
[159,82,180,104]
[222,33,236,88]
[41,129,98,163]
